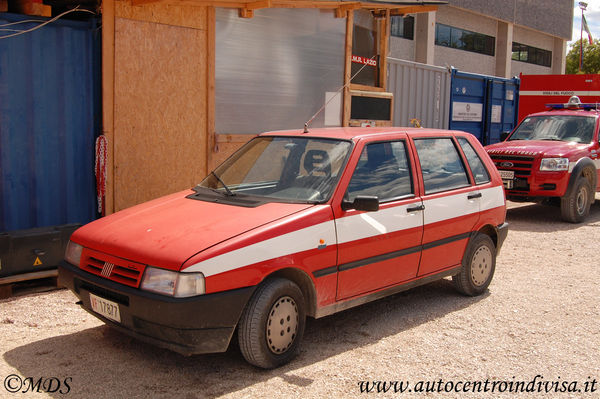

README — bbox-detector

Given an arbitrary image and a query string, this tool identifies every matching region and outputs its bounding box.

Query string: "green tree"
[566,39,600,74]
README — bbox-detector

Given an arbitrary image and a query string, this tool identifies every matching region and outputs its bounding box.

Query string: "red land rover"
[486,97,600,223]
[59,127,507,368]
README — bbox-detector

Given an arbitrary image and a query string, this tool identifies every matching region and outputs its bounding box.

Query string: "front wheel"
[561,177,592,223]
[453,233,496,296]
[238,278,306,369]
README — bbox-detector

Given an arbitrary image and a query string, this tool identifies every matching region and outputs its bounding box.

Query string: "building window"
[512,42,552,67]
[390,16,414,40]
[435,23,495,56]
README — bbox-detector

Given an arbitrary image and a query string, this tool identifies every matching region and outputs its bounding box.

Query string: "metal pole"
[580,7,583,72]
[579,2,588,73]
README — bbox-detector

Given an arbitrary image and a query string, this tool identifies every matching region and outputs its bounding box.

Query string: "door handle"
[406,204,425,213]
[468,192,482,200]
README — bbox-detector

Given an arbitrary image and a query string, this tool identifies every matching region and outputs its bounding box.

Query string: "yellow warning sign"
[33,257,43,266]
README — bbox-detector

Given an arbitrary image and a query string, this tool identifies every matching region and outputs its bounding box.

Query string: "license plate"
[499,170,514,179]
[90,293,121,323]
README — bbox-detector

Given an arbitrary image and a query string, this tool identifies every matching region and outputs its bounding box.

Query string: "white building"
[389,0,572,77]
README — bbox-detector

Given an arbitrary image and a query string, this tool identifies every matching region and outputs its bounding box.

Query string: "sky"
[569,0,600,49]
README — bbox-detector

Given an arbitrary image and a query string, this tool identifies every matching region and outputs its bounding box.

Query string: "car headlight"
[141,266,205,297]
[65,241,83,266]
[540,158,569,171]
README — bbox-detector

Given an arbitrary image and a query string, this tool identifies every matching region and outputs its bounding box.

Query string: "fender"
[565,157,597,202]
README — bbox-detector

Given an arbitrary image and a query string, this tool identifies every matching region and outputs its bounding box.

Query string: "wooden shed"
[101,0,441,213]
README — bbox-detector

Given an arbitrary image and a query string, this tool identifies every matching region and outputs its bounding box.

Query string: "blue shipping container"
[0,13,101,233]
[449,69,519,145]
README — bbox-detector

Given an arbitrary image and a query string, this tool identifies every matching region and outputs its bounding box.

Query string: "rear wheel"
[453,233,496,296]
[238,278,305,369]
[561,177,592,223]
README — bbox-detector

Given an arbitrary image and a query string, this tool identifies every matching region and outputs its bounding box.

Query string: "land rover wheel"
[453,233,496,296]
[561,177,592,223]
[238,278,306,369]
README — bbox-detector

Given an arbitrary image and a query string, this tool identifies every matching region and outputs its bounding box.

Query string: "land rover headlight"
[540,158,569,171]
[141,266,205,297]
[65,241,83,266]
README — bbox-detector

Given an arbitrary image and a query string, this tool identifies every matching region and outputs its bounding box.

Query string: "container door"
[449,70,486,142]
[485,78,519,145]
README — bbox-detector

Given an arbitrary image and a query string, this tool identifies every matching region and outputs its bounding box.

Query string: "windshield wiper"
[210,171,235,196]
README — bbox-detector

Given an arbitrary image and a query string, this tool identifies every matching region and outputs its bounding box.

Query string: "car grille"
[79,248,146,288]
[490,155,535,175]
[490,155,535,193]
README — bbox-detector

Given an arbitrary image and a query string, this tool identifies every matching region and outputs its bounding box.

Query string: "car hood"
[486,140,591,158]
[72,190,313,271]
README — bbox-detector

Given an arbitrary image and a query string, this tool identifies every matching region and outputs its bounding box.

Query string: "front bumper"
[58,261,256,355]
[504,172,569,198]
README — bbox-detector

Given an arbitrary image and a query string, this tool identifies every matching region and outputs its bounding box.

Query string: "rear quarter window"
[414,138,470,194]
[457,137,491,185]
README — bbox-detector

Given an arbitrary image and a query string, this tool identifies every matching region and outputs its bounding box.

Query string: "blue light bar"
[545,103,600,111]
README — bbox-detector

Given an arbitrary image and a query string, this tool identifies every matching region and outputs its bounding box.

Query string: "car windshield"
[198,136,352,203]
[508,115,596,143]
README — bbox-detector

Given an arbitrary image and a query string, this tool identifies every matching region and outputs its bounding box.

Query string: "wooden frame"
[348,89,394,127]
[100,0,439,213]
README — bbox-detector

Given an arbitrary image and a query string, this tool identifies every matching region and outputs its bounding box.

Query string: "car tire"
[238,278,306,369]
[453,233,496,296]
[561,177,592,223]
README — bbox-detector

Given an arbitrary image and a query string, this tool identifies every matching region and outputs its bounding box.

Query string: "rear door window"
[414,138,470,194]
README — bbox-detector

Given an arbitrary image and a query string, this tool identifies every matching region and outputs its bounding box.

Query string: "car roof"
[259,127,468,141]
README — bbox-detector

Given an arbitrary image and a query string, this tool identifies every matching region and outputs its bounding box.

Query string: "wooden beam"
[206,6,216,175]
[129,0,438,16]
[378,9,390,91]
[342,10,353,127]
[239,0,272,17]
[246,0,270,9]
[130,0,162,6]
[389,5,438,15]
[239,8,253,17]
[103,0,116,215]
[335,2,360,18]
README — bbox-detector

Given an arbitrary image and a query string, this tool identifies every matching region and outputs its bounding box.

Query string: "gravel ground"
[1,200,599,398]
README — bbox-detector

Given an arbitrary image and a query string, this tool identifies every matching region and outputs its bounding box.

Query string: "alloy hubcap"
[470,245,492,286]
[266,296,298,354]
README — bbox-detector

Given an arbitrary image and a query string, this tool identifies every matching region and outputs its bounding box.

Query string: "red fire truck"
[518,73,600,122]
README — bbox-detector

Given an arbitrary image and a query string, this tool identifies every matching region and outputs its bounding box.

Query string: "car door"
[334,139,424,300]
[412,136,481,277]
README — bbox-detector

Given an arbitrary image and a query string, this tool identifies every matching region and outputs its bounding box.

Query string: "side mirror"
[500,131,511,141]
[341,196,379,212]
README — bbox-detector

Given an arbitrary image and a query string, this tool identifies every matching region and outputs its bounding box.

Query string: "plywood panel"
[114,15,208,210]
[116,0,207,29]
[210,134,255,170]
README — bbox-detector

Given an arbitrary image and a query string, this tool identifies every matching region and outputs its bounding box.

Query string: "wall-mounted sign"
[452,102,483,122]
[351,55,377,66]
[491,105,502,124]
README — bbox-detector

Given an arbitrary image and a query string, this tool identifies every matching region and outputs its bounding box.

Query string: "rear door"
[334,139,424,300]
[412,136,480,276]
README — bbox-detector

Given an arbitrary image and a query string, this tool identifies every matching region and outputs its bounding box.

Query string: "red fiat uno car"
[59,127,507,368]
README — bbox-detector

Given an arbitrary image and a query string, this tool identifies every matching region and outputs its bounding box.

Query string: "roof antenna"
[303,55,377,133]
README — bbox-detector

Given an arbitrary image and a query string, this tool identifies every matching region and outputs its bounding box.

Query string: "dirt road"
[1,201,599,398]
